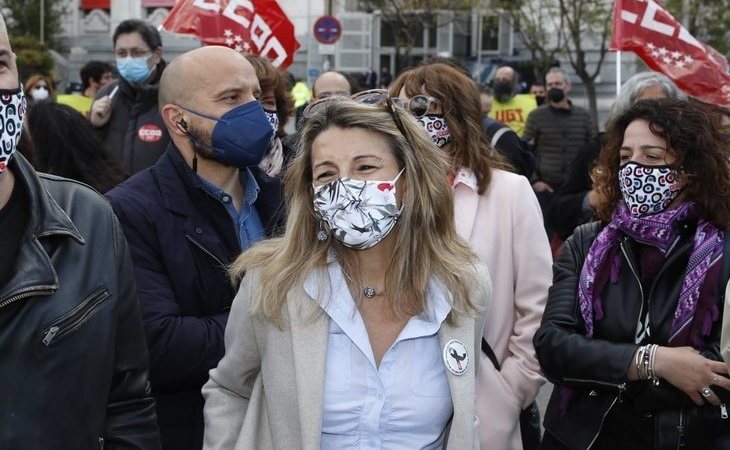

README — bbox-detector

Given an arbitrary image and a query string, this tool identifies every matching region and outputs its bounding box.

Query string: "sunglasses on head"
[397,94,440,118]
[302,89,412,146]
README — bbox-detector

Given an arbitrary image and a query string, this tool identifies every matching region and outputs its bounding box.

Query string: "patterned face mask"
[313,169,404,250]
[264,109,279,132]
[0,85,27,173]
[417,114,453,148]
[619,162,683,217]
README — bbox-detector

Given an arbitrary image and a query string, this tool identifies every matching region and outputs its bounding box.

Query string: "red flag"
[611,0,730,107]
[161,0,300,69]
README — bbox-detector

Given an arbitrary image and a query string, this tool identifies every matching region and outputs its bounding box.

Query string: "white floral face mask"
[313,169,404,250]
[619,162,683,216]
[417,114,452,148]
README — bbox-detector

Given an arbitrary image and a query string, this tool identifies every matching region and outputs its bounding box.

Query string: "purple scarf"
[577,201,724,346]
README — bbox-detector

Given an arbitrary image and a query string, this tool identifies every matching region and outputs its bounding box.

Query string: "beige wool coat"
[202,263,492,450]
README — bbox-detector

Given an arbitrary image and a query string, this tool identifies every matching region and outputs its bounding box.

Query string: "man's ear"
[161,104,187,137]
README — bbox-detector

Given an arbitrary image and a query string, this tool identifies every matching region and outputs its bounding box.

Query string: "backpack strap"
[481,337,501,371]
[490,126,511,148]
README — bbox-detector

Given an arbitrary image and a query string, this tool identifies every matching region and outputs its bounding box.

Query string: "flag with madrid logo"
[611,0,730,107]
[161,0,300,69]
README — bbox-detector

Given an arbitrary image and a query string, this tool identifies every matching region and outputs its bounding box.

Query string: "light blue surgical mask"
[116,55,153,85]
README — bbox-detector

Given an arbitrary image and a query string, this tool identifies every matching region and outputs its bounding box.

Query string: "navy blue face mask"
[177,101,273,169]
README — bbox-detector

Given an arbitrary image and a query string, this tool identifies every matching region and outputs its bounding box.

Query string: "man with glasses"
[90,19,170,177]
[106,45,284,450]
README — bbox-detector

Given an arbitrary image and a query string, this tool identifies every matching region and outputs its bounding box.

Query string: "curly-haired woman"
[535,98,730,450]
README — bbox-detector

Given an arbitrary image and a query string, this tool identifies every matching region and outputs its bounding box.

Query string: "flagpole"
[616,50,621,96]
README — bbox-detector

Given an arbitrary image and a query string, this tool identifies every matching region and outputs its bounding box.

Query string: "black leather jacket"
[535,221,730,450]
[0,154,160,449]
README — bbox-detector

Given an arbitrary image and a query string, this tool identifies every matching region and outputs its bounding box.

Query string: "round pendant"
[363,287,376,298]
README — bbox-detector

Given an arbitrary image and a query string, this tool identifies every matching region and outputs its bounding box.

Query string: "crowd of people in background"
[2,11,730,450]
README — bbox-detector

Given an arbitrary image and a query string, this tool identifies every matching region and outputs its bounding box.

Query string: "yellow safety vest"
[488,94,537,137]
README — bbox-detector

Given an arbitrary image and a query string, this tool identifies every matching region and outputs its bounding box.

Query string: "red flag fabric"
[611,0,730,107]
[161,0,300,69]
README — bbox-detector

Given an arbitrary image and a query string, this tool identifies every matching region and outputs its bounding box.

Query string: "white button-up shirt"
[304,262,454,450]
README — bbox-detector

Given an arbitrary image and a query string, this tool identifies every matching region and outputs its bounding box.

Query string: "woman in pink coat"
[390,63,553,449]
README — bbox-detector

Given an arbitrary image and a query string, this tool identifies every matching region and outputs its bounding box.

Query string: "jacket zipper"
[0,287,55,310]
[587,396,619,449]
[676,409,685,449]
[562,378,627,390]
[185,234,225,267]
[620,240,646,337]
[42,289,110,346]
[721,403,728,419]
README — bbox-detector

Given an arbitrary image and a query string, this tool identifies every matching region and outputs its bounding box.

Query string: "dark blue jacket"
[106,145,284,450]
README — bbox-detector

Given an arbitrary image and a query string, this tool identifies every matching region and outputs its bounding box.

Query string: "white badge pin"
[443,339,469,376]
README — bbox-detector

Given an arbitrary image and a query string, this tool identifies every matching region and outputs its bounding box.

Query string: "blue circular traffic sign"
[313,15,342,45]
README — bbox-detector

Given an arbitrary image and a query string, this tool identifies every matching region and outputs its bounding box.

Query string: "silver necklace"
[341,267,384,299]
[363,286,385,299]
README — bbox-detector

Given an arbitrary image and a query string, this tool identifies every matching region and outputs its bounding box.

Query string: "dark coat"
[94,61,170,176]
[0,154,160,449]
[535,222,730,450]
[106,145,284,450]
[546,136,602,239]
[523,103,595,188]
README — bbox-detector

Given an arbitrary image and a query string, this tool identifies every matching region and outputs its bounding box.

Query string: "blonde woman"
[202,96,492,449]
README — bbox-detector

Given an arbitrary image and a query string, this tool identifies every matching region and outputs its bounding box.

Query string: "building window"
[480,15,500,52]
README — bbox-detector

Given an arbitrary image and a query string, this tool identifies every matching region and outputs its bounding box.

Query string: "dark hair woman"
[535,98,730,450]
[26,101,127,192]
[390,63,553,449]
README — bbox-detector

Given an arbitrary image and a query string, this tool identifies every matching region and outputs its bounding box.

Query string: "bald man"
[0,13,160,449]
[312,70,352,99]
[106,45,284,450]
[487,65,537,137]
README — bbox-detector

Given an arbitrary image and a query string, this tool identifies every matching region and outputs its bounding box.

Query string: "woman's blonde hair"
[230,100,481,327]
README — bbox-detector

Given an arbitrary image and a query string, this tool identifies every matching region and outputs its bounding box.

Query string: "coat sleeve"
[202,269,261,450]
[533,224,639,388]
[104,210,162,449]
[498,176,552,408]
[107,193,228,390]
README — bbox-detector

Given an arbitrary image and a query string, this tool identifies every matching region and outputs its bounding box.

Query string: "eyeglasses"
[303,89,411,145]
[114,48,152,59]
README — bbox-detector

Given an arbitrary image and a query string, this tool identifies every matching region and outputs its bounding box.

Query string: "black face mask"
[547,88,565,103]
[535,95,546,106]
[493,81,514,103]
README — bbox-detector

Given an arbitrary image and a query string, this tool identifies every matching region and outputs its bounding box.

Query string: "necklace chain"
[340,268,385,299]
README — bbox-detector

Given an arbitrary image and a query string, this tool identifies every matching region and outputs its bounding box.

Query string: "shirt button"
[195,227,203,234]
[375,392,383,400]
[222,195,231,203]
[369,439,376,447]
